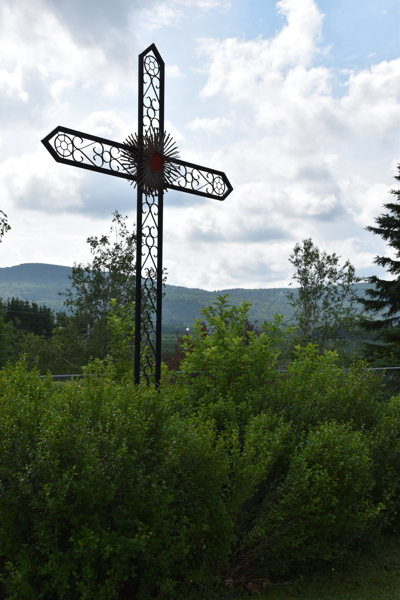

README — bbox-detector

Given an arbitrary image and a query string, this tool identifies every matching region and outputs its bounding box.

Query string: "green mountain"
[0,263,375,327]
[0,264,73,313]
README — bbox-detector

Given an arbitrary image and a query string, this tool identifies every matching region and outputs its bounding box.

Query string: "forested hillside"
[0,263,73,313]
[0,262,376,326]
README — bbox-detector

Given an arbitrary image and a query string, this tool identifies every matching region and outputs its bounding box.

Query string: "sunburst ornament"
[122,130,180,195]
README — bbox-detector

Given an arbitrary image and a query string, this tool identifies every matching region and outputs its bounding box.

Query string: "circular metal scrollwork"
[144,55,160,78]
[122,130,180,194]
[55,133,74,158]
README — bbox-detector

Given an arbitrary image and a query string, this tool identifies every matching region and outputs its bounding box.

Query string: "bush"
[226,420,381,583]
[367,396,400,527]
[176,295,294,436]
[0,360,232,599]
[1,297,399,598]
[268,343,384,434]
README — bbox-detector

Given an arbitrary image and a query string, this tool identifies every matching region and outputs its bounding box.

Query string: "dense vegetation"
[0,297,399,599]
[1,168,400,598]
[0,268,383,375]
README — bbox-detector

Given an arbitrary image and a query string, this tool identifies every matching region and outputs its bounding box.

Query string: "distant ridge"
[0,263,72,284]
[0,263,373,326]
[0,263,73,313]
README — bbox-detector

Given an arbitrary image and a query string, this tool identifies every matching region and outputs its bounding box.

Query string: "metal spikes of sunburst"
[122,130,180,195]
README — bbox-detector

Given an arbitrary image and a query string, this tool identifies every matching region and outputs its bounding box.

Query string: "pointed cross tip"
[41,125,62,146]
[139,43,164,65]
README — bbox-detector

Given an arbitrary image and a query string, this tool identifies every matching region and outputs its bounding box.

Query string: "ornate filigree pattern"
[135,45,166,386]
[140,194,160,381]
[169,158,232,200]
[42,126,232,200]
[142,51,161,136]
[42,126,134,180]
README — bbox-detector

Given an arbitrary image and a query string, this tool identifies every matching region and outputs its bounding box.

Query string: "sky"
[0,0,399,291]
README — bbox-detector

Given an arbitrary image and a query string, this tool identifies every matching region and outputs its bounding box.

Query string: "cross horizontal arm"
[167,156,233,201]
[42,125,233,201]
[41,126,137,181]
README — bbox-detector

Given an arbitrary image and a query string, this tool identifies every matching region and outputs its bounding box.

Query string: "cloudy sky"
[0,0,399,290]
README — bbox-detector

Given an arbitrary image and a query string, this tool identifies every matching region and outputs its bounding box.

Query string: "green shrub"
[0,296,398,599]
[228,421,381,582]
[177,295,294,435]
[0,360,232,599]
[367,396,400,527]
[268,343,384,434]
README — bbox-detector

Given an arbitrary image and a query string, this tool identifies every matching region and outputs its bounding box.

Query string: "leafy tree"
[286,238,364,364]
[358,165,400,364]
[0,210,10,242]
[62,211,136,323]
[61,210,166,365]
[0,306,397,597]
[60,211,138,360]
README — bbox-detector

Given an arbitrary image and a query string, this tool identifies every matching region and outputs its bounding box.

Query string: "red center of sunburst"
[150,153,164,173]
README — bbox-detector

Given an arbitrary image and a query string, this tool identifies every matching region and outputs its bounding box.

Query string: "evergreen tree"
[0,300,13,367]
[4,297,54,337]
[358,165,400,363]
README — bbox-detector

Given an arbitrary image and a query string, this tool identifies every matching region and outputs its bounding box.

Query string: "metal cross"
[42,43,233,386]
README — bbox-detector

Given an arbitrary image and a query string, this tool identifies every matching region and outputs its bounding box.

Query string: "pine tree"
[0,300,13,368]
[358,164,400,363]
[4,297,54,338]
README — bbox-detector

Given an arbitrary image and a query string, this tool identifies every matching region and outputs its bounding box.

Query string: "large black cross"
[42,43,233,386]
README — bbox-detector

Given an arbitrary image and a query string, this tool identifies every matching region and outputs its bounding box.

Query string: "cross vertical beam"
[135,44,165,386]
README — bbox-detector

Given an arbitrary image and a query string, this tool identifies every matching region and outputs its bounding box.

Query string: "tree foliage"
[0,301,13,368]
[0,210,10,243]
[60,211,137,361]
[358,165,400,363]
[62,211,137,325]
[0,304,398,598]
[4,297,54,338]
[286,237,364,364]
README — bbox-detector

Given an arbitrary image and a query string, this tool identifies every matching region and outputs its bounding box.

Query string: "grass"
[233,533,400,600]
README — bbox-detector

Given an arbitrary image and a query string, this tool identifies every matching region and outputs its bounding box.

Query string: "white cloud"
[390,158,399,175]
[339,59,400,140]
[166,65,185,78]
[141,3,185,30]
[78,111,130,140]
[0,0,133,105]
[165,0,398,288]
[0,63,28,102]
[50,78,73,100]
[179,0,229,7]
[188,116,231,134]
[199,0,324,103]
[165,120,185,146]
[0,148,84,214]
[196,29,399,153]
[340,175,391,229]
[0,0,397,291]
[141,0,230,30]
